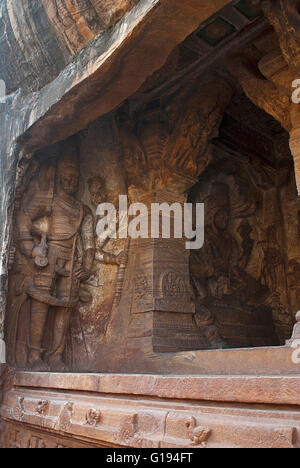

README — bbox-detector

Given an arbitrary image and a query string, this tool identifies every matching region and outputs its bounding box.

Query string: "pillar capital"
[121,77,234,200]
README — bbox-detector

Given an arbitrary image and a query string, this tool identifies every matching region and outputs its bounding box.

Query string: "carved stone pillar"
[230,0,300,191]
[263,0,300,193]
[122,185,199,353]
[105,78,233,353]
[290,125,300,193]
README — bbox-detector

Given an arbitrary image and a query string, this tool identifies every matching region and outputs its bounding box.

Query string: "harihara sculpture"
[190,181,278,348]
[191,182,267,303]
[7,141,127,371]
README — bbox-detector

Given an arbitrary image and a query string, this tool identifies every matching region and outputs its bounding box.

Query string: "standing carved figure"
[12,143,95,371]
[8,142,128,371]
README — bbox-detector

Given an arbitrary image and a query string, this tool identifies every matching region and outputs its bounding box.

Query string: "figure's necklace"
[55,194,81,210]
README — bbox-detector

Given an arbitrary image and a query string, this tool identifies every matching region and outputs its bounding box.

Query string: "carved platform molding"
[1,371,300,449]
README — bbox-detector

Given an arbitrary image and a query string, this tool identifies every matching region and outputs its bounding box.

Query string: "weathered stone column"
[289,123,300,194]
[262,0,300,194]
[230,0,300,193]
[289,102,300,194]
[105,78,233,354]
[123,184,199,353]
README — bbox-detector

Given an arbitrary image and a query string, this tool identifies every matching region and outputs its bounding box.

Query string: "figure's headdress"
[57,140,79,174]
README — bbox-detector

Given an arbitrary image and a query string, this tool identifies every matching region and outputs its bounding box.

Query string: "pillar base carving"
[105,185,207,353]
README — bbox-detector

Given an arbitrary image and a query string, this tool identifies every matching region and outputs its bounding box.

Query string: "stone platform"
[1,345,300,448]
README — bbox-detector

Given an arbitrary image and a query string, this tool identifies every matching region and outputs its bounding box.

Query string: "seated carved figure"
[191,182,277,349]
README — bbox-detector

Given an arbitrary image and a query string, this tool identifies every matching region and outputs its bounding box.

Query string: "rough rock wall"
[0,95,23,361]
[0,0,138,94]
[0,0,233,361]
[0,0,144,343]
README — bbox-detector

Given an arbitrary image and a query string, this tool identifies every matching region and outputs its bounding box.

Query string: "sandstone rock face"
[43,0,139,53]
[2,0,300,450]
[0,0,138,94]
[0,0,233,363]
[0,96,23,358]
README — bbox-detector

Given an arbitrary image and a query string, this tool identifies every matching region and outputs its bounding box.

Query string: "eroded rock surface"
[0,0,138,94]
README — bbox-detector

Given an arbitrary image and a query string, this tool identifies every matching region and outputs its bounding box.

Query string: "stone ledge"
[70,344,300,376]
[14,371,300,406]
[2,370,300,448]
[18,0,232,151]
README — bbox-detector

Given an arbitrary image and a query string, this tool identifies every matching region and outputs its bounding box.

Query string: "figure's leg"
[28,299,49,371]
[28,246,57,370]
[49,307,72,371]
[49,257,79,371]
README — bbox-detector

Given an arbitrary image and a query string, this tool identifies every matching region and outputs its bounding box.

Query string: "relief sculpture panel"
[6,118,128,372]
[4,81,299,371]
[190,147,295,348]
